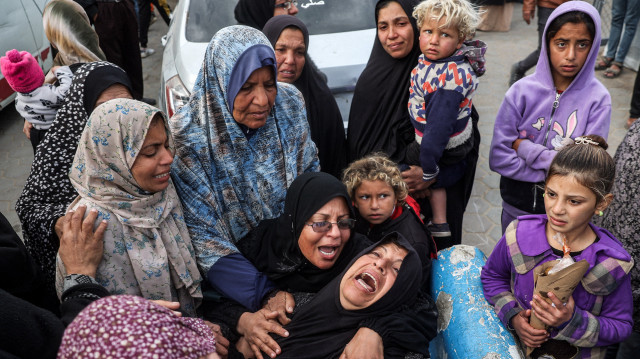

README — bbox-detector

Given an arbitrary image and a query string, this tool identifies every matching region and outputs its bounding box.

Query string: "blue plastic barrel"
[429,245,524,359]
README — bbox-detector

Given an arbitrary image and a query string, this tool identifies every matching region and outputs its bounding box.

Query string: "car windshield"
[186,0,377,42]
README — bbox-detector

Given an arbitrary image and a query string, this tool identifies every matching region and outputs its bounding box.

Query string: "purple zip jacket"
[481,215,633,359]
[489,1,611,183]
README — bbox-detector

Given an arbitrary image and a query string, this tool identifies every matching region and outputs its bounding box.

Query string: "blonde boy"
[407,0,485,237]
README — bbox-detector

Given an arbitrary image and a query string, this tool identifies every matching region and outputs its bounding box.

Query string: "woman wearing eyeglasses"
[205,172,435,359]
[235,0,299,30]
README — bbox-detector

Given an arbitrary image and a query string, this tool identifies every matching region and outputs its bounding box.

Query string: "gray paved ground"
[0,4,635,255]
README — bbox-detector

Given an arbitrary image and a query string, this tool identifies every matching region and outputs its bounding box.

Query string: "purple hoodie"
[489,2,611,185]
[482,215,633,358]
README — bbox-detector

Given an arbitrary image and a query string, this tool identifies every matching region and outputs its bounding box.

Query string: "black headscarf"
[346,0,422,163]
[263,15,347,178]
[275,232,423,359]
[82,65,133,115]
[237,172,370,292]
[235,0,275,29]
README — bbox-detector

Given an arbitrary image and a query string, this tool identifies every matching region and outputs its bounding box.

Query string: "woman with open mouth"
[205,172,435,359]
[243,232,423,359]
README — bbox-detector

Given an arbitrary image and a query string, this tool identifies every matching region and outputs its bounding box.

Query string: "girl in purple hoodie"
[490,2,611,232]
[482,135,633,359]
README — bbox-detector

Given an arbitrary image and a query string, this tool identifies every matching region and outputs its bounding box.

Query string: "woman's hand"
[151,300,182,317]
[401,166,435,194]
[263,291,294,326]
[530,293,575,329]
[237,309,289,359]
[204,321,230,359]
[58,206,107,277]
[339,327,383,359]
[511,309,549,348]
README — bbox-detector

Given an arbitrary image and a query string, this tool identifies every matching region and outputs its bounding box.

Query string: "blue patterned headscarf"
[170,25,319,274]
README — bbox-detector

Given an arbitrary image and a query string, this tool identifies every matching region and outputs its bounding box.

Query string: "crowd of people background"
[0,0,639,358]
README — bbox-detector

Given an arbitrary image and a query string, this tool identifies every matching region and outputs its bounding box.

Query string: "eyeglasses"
[306,219,356,233]
[274,1,298,10]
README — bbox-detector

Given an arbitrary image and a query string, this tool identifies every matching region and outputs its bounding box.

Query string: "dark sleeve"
[0,211,59,314]
[0,289,63,359]
[360,292,437,357]
[59,283,110,327]
[208,253,277,311]
[419,89,465,180]
[73,0,98,23]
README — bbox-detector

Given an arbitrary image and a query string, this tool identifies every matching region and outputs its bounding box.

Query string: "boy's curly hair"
[342,153,409,205]
[412,0,480,40]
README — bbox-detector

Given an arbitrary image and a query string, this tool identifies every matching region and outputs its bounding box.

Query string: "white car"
[159,0,377,123]
[0,0,53,111]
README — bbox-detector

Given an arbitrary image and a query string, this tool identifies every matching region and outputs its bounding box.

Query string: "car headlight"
[164,74,190,118]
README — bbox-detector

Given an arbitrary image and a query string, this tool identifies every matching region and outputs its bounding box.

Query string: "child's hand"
[511,309,549,347]
[51,66,60,74]
[531,292,575,328]
[523,9,535,25]
[512,138,526,151]
[23,120,33,139]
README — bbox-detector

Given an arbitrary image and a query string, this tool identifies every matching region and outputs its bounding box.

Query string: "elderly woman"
[263,15,347,178]
[235,0,299,29]
[56,99,202,316]
[170,25,318,306]
[16,62,134,298]
[347,0,480,249]
[206,172,435,359]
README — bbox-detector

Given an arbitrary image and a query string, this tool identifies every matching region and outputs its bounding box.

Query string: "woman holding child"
[17,62,134,298]
[348,0,481,249]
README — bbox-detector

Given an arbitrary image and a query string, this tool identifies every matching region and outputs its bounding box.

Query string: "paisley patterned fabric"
[58,295,216,359]
[16,62,128,296]
[170,25,319,274]
[56,99,202,316]
[598,120,640,331]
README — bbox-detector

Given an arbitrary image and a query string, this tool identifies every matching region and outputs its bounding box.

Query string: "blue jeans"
[616,331,640,359]
[605,0,640,63]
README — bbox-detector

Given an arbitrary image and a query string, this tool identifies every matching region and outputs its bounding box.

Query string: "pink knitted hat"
[0,49,44,93]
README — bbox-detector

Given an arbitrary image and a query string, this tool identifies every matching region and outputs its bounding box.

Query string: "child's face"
[419,17,464,61]
[548,22,592,90]
[544,175,603,239]
[339,243,408,310]
[353,180,397,225]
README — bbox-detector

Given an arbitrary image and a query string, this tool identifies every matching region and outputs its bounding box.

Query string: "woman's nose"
[160,146,174,166]
[388,26,398,39]
[566,45,576,60]
[289,3,299,15]
[253,86,269,106]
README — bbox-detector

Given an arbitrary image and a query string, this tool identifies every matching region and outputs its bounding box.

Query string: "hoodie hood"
[533,1,601,90]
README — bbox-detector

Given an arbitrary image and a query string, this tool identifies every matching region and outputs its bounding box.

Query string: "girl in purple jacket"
[489,2,611,232]
[482,135,633,359]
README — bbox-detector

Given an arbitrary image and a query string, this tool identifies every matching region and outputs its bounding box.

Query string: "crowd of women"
[0,0,638,358]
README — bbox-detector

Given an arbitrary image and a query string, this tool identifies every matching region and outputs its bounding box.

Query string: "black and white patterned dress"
[598,121,640,332]
[15,62,126,295]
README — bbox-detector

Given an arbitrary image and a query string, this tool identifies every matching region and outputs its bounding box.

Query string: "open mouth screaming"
[355,272,378,293]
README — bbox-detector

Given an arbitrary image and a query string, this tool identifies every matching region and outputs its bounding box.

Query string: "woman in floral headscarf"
[56,98,202,316]
[170,25,318,306]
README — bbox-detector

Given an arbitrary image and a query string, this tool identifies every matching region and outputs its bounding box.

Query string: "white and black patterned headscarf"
[16,61,132,296]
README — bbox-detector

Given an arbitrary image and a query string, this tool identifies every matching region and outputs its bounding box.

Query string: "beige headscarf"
[43,0,105,67]
[56,99,202,316]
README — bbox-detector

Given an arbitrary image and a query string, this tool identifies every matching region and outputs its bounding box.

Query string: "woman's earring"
[542,193,546,198]
[598,210,604,217]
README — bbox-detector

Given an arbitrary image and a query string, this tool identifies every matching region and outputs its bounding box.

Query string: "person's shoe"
[427,221,451,237]
[140,47,155,58]
[141,97,157,105]
[509,63,525,87]
[150,13,157,24]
